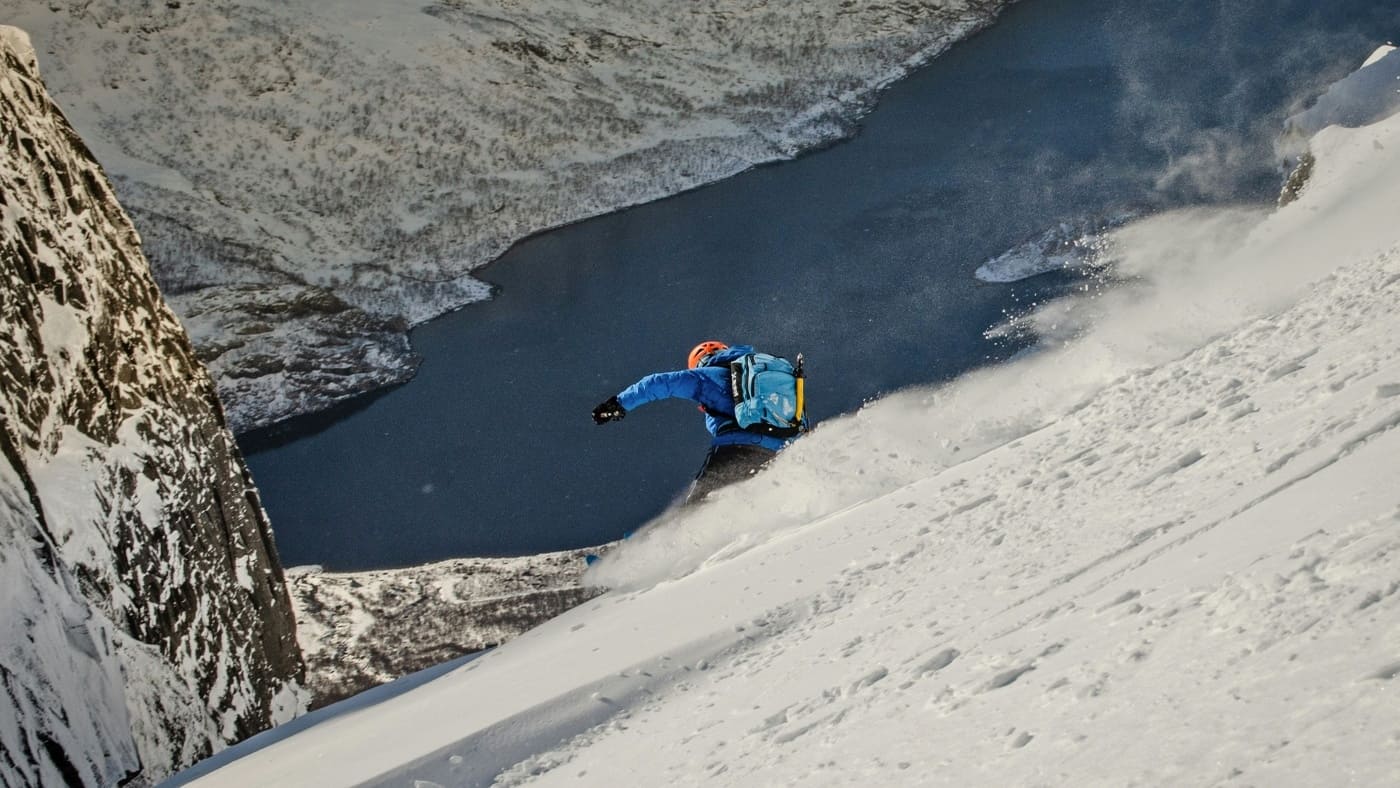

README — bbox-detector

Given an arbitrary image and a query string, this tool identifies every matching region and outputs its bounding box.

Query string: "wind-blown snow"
[973,211,1138,283]
[176,49,1400,787]
[1284,45,1400,140]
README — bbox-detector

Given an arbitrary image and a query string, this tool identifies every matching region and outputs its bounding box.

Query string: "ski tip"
[584,553,600,566]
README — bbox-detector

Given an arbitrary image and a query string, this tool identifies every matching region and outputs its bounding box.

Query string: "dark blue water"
[241,0,1400,570]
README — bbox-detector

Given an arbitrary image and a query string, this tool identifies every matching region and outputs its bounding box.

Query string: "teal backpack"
[727,352,807,439]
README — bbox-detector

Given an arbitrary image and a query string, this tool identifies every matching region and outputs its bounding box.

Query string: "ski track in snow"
[496,248,1400,787]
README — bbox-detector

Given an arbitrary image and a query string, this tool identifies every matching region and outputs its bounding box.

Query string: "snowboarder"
[591,341,808,504]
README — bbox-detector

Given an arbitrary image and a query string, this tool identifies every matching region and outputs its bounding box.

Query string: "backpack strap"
[792,353,806,425]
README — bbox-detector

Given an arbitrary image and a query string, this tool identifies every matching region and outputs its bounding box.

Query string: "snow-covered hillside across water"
[175,48,1400,787]
[4,0,1009,431]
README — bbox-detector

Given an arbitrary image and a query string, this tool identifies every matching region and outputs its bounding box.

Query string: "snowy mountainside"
[288,551,602,707]
[5,0,1010,431]
[180,53,1400,787]
[1278,44,1399,206]
[1,27,303,786]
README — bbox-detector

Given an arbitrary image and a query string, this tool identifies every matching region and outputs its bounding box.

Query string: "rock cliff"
[0,27,305,786]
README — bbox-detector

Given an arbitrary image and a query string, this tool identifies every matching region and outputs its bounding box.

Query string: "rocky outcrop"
[0,27,304,785]
[289,550,603,708]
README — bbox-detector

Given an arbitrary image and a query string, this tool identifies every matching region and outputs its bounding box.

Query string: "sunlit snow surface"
[177,53,1400,787]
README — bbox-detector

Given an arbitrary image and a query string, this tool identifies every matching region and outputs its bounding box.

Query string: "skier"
[591,341,807,504]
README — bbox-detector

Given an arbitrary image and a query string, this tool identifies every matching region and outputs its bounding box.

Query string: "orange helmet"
[687,340,728,369]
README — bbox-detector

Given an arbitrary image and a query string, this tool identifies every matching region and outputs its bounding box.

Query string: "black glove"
[591,396,626,424]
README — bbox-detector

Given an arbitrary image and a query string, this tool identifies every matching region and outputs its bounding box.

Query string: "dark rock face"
[1,27,304,786]
[1278,152,1315,207]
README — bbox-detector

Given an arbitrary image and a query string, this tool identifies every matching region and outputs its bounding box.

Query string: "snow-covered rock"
[287,551,601,706]
[0,27,304,786]
[175,49,1400,788]
[3,0,1011,431]
[1278,44,1399,204]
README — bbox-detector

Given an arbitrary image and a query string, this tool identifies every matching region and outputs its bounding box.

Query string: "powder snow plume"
[587,46,1400,592]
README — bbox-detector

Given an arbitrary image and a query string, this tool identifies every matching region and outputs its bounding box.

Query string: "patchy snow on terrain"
[287,552,601,706]
[175,50,1400,787]
[5,0,1009,430]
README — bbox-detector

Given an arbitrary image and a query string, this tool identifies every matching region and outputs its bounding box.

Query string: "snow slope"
[177,55,1400,787]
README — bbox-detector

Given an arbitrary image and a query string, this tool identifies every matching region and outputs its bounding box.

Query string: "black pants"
[684,444,775,505]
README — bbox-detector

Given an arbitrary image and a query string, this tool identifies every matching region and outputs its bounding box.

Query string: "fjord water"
[241,0,1400,570]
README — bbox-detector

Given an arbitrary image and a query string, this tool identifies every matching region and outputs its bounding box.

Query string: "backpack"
[726,352,807,439]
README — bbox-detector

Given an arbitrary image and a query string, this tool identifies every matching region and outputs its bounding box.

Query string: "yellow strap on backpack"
[793,353,806,426]
[794,376,806,424]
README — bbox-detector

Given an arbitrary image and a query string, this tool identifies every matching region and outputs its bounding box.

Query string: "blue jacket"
[615,345,793,452]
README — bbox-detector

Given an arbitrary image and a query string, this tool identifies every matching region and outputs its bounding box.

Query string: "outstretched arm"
[616,369,717,412]
[592,368,730,425]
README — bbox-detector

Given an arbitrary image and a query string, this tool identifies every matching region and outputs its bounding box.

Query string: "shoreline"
[6,0,1013,432]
